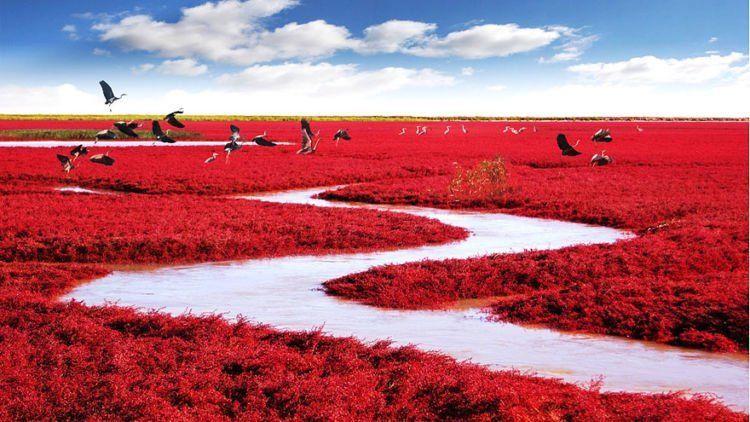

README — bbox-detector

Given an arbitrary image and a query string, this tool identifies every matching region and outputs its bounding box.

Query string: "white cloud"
[62,24,79,40]
[93,1,562,63]
[1,78,747,117]
[0,84,98,114]
[94,0,300,65]
[487,84,506,91]
[539,26,598,63]
[401,24,560,58]
[461,67,475,76]
[568,52,748,84]
[92,48,111,56]
[131,63,156,74]
[709,37,718,43]
[217,62,453,95]
[358,20,436,53]
[156,58,208,76]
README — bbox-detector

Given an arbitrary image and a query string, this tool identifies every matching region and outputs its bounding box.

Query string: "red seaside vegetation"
[318,125,749,352]
[0,119,746,418]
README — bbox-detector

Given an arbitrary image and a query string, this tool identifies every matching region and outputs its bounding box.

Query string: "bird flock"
[57,80,638,174]
[56,80,354,174]
[397,123,636,167]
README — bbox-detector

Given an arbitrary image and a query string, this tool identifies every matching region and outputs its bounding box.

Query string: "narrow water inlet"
[64,186,749,411]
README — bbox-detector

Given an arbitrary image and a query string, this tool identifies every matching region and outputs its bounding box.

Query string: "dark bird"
[590,150,613,166]
[333,129,351,146]
[252,131,276,147]
[90,152,115,166]
[99,80,126,111]
[70,144,88,160]
[592,128,613,142]
[152,120,176,144]
[114,120,141,137]
[95,129,117,142]
[556,134,582,156]
[164,108,185,128]
[298,119,319,154]
[224,125,242,162]
[57,154,74,173]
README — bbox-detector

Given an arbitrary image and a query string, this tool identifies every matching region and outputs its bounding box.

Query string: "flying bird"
[114,121,141,137]
[57,154,74,173]
[415,126,422,135]
[399,128,406,135]
[333,129,351,146]
[253,131,276,147]
[152,121,175,144]
[95,129,117,142]
[556,134,582,156]
[518,127,526,133]
[164,108,185,128]
[204,152,218,164]
[99,80,125,111]
[591,150,613,166]
[444,126,451,135]
[70,144,88,160]
[592,128,613,142]
[224,125,242,162]
[90,152,115,166]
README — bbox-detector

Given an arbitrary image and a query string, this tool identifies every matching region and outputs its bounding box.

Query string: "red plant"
[0,119,746,417]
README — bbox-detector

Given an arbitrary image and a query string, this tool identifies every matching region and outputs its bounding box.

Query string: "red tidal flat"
[314,124,749,352]
[0,263,742,420]
[0,188,466,264]
[0,119,746,418]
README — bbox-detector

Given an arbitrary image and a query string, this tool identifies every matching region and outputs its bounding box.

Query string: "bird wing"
[152,120,164,137]
[166,115,185,128]
[340,130,351,140]
[56,154,71,165]
[230,124,240,135]
[115,123,139,137]
[556,134,573,151]
[127,121,140,129]
[253,136,276,147]
[99,80,114,100]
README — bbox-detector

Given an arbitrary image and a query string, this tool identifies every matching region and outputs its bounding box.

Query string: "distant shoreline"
[0,114,746,122]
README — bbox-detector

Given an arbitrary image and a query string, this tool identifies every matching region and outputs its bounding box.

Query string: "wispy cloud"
[539,26,598,63]
[568,52,748,84]
[461,67,475,76]
[61,24,79,40]
[92,48,111,56]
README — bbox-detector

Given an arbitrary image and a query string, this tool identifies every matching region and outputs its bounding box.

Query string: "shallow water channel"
[64,186,749,411]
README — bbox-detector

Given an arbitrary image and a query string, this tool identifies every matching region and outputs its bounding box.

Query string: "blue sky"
[0,0,747,116]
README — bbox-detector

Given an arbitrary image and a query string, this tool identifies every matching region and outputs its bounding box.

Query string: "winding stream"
[64,187,749,411]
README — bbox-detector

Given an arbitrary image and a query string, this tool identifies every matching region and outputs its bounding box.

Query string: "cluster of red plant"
[0,119,746,417]
[1,263,742,419]
[315,123,749,352]
[1,184,465,264]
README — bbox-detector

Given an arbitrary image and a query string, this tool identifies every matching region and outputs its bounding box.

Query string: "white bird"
[533,126,538,133]
[416,125,422,134]
[204,152,218,164]
[444,126,451,135]
[637,125,644,132]
[420,126,428,135]
[399,128,406,135]
[518,127,526,133]
[461,124,468,134]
